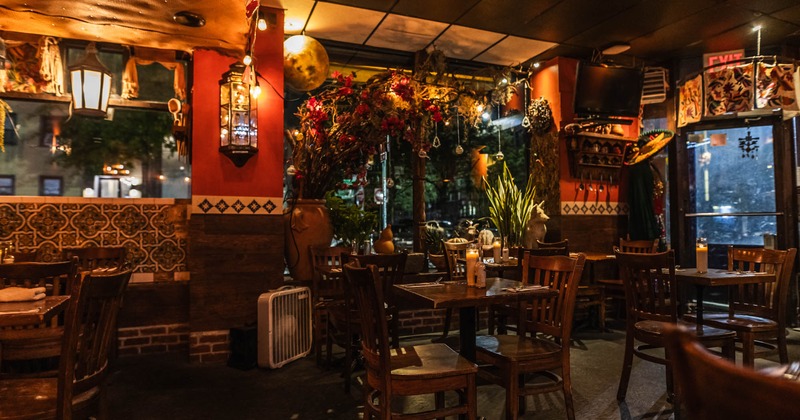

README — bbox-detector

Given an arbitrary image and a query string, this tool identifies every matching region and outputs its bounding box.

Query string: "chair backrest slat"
[727,247,796,321]
[57,269,131,418]
[346,253,407,309]
[309,246,350,301]
[619,238,659,254]
[61,247,127,272]
[443,241,470,280]
[520,252,585,339]
[616,250,677,323]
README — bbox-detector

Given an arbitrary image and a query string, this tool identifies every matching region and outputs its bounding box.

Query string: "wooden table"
[571,252,615,283]
[394,278,556,361]
[0,296,70,328]
[675,268,775,325]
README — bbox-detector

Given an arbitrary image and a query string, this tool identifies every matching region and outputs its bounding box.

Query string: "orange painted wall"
[191,8,284,197]
[529,57,638,205]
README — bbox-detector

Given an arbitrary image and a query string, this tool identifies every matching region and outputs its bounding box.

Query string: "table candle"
[465,248,479,287]
[492,239,501,262]
[696,237,708,274]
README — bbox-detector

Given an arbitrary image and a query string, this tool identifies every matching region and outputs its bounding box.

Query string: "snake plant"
[483,163,538,248]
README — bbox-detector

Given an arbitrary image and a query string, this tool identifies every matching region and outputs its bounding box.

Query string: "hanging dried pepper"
[0,99,12,152]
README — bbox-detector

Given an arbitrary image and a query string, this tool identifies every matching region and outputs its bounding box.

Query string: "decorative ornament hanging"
[738,129,759,159]
[386,177,395,188]
[432,122,441,148]
[454,109,464,155]
[527,96,553,134]
[495,107,504,161]
[418,149,428,159]
[520,81,531,129]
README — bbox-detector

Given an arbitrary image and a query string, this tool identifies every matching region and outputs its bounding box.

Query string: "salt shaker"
[502,245,509,262]
[476,261,486,288]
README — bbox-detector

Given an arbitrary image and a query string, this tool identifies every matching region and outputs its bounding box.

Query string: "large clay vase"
[284,199,334,282]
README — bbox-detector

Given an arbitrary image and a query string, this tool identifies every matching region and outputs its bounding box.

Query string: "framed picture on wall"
[39,176,63,196]
[0,175,14,195]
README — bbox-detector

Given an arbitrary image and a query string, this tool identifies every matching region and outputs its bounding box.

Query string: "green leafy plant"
[424,224,446,255]
[324,191,377,250]
[483,163,538,248]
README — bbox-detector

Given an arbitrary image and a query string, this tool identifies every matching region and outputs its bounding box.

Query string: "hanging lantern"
[69,43,112,117]
[219,62,258,167]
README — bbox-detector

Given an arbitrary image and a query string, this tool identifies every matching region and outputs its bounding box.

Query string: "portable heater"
[257,286,312,368]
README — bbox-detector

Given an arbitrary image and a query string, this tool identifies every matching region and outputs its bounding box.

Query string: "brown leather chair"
[345,262,477,420]
[0,259,78,377]
[685,247,797,367]
[615,250,736,403]
[476,253,586,420]
[0,269,132,419]
[664,323,800,419]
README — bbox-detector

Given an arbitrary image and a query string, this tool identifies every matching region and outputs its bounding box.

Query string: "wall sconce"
[69,43,112,117]
[219,62,258,167]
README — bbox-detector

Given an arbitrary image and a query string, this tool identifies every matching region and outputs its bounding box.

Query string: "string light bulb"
[243,55,252,66]
[257,18,267,31]
[251,83,262,99]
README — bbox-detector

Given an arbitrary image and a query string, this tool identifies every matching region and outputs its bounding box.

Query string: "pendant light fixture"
[69,43,112,117]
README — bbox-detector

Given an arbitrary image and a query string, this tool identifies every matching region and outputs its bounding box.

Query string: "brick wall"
[117,323,190,356]
[189,330,231,363]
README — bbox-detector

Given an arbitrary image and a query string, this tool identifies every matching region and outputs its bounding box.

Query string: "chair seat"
[475,334,562,361]
[0,377,57,419]
[634,320,736,340]
[390,343,477,379]
[683,313,778,332]
[597,278,623,286]
[577,285,602,296]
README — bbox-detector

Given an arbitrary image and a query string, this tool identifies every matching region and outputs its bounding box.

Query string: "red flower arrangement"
[289,71,453,199]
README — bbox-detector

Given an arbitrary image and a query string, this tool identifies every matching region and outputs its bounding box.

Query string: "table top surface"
[0,295,70,328]
[394,277,556,309]
[675,268,775,286]
[571,252,616,262]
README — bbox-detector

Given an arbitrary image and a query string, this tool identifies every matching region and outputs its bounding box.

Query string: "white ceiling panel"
[473,36,558,66]
[304,2,386,44]
[279,0,316,34]
[433,25,506,61]
[366,14,448,52]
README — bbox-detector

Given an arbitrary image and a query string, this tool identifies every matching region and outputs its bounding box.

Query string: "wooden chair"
[0,259,78,377]
[347,253,407,349]
[615,250,736,403]
[685,247,797,367]
[61,246,127,272]
[487,245,569,335]
[0,269,132,419]
[9,250,38,262]
[476,253,585,420]
[537,239,606,331]
[597,238,658,319]
[344,262,477,420]
[663,323,800,420]
[309,245,350,367]
[436,240,471,341]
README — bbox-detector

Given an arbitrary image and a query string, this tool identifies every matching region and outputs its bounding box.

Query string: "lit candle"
[492,239,501,263]
[465,248,479,287]
[696,238,708,274]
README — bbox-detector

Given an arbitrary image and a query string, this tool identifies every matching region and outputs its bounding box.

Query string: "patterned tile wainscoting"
[0,197,189,280]
[561,201,629,216]
[191,195,282,215]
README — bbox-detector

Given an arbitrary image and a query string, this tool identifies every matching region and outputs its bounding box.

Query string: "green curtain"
[628,162,659,240]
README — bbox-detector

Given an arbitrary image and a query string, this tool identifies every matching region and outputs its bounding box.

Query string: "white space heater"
[257,286,312,368]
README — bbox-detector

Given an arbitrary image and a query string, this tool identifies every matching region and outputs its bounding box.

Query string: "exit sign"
[703,49,745,70]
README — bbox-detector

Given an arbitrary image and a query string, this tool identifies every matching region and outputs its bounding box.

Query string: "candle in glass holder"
[465,247,479,287]
[492,239,501,262]
[696,237,708,273]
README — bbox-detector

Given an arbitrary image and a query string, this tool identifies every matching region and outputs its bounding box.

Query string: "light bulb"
[476,104,484,112]
[533,62,541,68]
[455,144,464,155]
[495,151,504,161]
[243,55,252,66]
[251,84,262,98]
[257,18,267,31]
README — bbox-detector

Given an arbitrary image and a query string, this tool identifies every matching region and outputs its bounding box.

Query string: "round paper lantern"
[283,35,329,92]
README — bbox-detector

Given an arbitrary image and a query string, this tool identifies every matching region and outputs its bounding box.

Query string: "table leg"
[459,307,477,362]
[695,285,705,330]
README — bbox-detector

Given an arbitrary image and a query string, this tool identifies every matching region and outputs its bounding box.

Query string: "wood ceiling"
[0,0,799,69]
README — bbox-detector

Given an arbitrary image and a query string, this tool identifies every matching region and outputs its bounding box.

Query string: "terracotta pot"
[284,199,334,282]
[428,253,448,272]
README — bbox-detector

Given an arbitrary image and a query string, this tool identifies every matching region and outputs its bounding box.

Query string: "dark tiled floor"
[106,322,800,420]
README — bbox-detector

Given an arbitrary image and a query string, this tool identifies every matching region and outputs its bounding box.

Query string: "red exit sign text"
[703,49,745,70]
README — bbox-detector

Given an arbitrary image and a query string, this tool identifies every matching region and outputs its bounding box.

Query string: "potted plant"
[483,163,540,250]
[324,192,377,254]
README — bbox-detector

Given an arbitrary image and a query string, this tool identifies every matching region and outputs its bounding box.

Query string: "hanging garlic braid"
[39,37,64,96]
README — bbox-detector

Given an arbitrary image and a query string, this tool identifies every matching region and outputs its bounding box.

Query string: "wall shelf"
[565,132,637,184]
